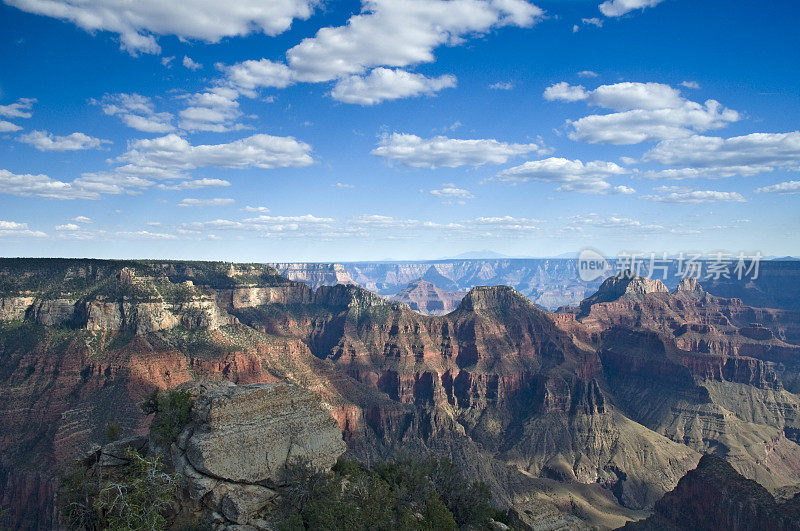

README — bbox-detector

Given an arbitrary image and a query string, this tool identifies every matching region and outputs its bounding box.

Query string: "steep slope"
[388,279,466,315]
[623,454,800,530]
[557,274,800,492]
[234,283,699,512]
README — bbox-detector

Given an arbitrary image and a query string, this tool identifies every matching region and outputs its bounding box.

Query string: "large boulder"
[172,382,345,528]
[182,382,346,485]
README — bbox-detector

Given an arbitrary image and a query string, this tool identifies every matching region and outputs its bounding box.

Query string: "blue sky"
[0,0,798,261]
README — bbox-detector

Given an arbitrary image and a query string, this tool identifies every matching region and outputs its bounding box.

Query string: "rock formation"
[623,454,800,530]
[1,258,799,530]
[389,279,466,315]
[171,381,345,528]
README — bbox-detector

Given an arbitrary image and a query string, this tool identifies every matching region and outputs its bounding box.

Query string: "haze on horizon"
[0,0,798,262]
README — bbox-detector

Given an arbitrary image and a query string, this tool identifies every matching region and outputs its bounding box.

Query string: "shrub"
[277,455,505,530]
[105,422,123,443]
[141,389,193,447]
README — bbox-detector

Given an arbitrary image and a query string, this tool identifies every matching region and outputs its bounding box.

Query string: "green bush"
[105,422,123,443]
[277,455,507,530]
[59,448,176,530]
[94,448,175,530]
[141,389,193,447]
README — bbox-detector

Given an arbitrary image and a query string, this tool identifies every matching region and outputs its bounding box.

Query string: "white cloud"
[118,133,314,170]
[97,93,175,133]
[0,220,47,238]
[331,68,456,105]
[241,205,270,213]
[641,185,746,203]
[543,81,588,102]
[161,56,175,68]
[489,81,514,90]
[55,223,80,231]
[544,81,739,144]
[372,133,543,168]
[430,184,475,204]
[579,17,603,29]
[177,198,235,207]
[0,168,101,200]
[0,97,35,118]
[577,70,599,78]
[178,86,244,132]
[0,121,22,132]
[117,230,177,240]
[497,157,632,194]
[183,56,202,70]
[18,130,111,151]
[599,0,665,17]
[755,181,800,194]
[285,0,543,83]
[642,132,800,178]
[681,80,700,89]
[565,214,664,232]
[221,59,294,94]
[73,216,92,223]
[334,182,355,189]
[157,178,231,190]
[4,0,318,54]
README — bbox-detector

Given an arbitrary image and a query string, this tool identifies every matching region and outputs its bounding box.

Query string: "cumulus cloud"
[221,59,294,94]
[497,157,633,194]
[755,181,800,194]
[4,0,318,54]
[18,130,111,151]
[641,185,746,203]
[372,133,543,168]
[177,198,235,207]
[118,133,314,170]
[642,132,800,178]
[0,98,35,132]
[0,220,47,238]
[681,80,700,89]
[97,93,175,133]
[241,205,270,213]
[577,70,599,78]
[73,216,92,223]
[178,86,244,132]
[331,68,456,105]
[285,0,543,83]
[489,81,514,90]
[430,184,475,204]
[0,97,35,119]
[544,81,739,144]
[0,168,102,200]
[208,0,541,110]
[0,121,22,132]
[182,56,202,70]
[598,0,665,17]
[55,223,80,231]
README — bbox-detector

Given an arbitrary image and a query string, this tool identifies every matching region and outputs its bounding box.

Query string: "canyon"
[0,258,799,529]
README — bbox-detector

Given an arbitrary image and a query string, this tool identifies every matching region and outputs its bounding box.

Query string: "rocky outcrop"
[172,382,346,528]
[389,279,466,315]
[623,454,800,530]
[268,262,355,290]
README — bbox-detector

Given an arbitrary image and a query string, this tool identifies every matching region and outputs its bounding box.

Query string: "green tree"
[93,448,175,531]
